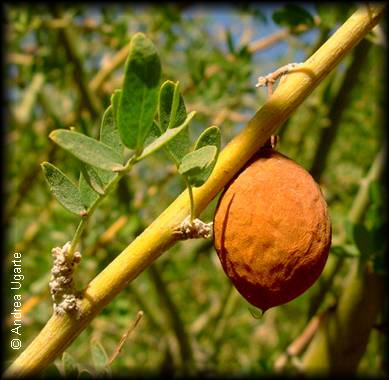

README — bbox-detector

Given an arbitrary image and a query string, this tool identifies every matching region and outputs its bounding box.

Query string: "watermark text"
[10,252,23,350]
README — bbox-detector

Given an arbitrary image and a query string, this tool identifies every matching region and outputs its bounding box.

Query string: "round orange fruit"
[213,148,331,311]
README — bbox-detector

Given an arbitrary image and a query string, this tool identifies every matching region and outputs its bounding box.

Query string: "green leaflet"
[50,130,124,172]
[158,80,190,164]
[191,125,221,186]
[136,111,195,162]
[80,164,105,195]
[79,172,99,210]
[178,145,218,187]
[98,103,122,184]
[159,80,187,131]
[117,33,161,152]
[100,104,124,159]
[144,120,163,146]
[111,89,121,128]
[195,125,221,150]
[41,162,86,216]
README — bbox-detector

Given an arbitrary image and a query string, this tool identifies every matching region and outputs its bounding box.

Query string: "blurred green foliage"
[4,3,386,378]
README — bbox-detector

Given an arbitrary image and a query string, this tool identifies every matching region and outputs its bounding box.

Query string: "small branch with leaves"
[4,5,385,377]
[41,33,220,316]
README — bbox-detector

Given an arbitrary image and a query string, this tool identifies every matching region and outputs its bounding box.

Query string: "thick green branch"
[307,145,386,319]
[4,5,385,377]
[302,263,385,375]
[301,146,386,375]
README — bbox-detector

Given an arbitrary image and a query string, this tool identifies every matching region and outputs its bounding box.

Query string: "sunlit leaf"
[136,111,195,162]
[195,125,221,150]
[158,80,190,163]
[50,130,124,171]
[192,125,221,185]
[42,162,86,215]
[117,32,161,152]
[158,80,187,131]
[178,145,218,187]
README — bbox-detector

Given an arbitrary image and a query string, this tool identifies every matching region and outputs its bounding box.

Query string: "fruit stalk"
[4,4,385,377]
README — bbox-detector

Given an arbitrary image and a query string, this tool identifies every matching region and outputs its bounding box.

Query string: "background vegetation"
[4,3,387,378]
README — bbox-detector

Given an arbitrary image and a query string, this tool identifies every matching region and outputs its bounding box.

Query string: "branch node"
[174,216,213,240]
[255,62,302,88]
[49,241,82,317]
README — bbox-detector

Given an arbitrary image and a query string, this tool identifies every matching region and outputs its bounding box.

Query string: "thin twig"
[248,23,314,53]
[106,310,144,367]
[274,313,324,372]
[181,26,307,97]
[90,43,132,93]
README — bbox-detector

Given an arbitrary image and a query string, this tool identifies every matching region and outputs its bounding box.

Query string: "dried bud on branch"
[49,242,82,316]
[175,217,213,240]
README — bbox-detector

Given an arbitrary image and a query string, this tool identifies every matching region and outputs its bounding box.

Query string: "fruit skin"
[213,148,331,311]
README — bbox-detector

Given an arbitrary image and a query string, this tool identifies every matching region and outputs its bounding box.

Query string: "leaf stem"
[68,156,135,258]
